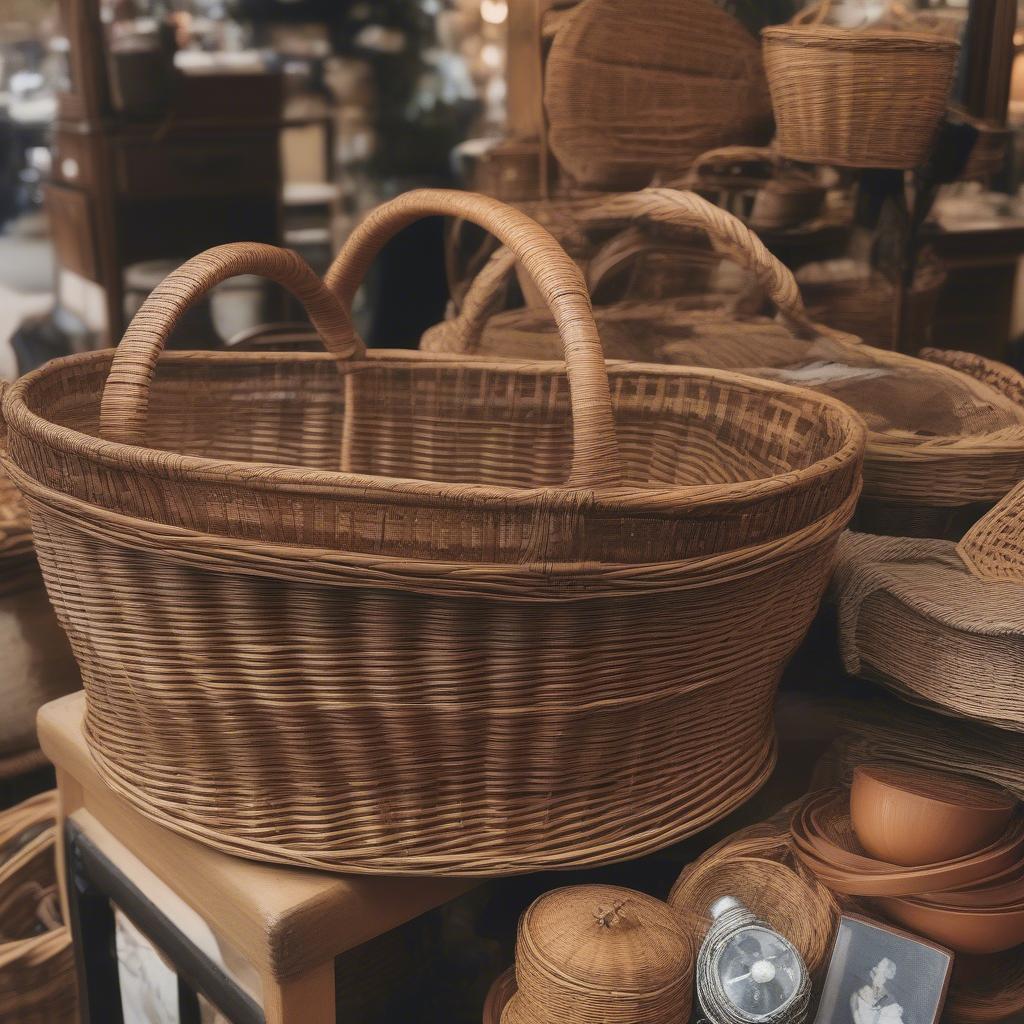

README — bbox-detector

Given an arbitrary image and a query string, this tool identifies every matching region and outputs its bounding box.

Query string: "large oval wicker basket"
[762,12,959,169]
[3,190,863,876]
[425,189,1024,541]
[0,792,77,1024]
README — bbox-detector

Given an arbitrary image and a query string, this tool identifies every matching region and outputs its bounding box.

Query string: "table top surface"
[38,692,475,980]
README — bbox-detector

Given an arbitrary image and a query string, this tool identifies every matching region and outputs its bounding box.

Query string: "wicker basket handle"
[425,188,819,354]
[99,244,355,446]
[324,188,621,487]
[681,146,777,180]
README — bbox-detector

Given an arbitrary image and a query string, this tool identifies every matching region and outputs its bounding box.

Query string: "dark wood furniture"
[49,0,284,343]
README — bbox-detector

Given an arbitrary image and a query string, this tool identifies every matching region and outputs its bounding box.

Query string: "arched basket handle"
[424,188,826,355]
[324,188,621,487]
[99,244,357,445]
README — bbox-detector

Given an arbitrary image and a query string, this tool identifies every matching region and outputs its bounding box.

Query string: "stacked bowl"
[791,765,1024,955]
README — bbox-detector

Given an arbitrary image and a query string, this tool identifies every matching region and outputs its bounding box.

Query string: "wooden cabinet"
[44,183,100,281]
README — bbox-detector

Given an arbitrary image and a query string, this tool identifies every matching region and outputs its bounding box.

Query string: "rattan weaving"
[945,949,1024,1024]
[795,257,946,350]
[762,10,959,169]
[544,0,773,189]
[484,968,517,1024]
[0,792,76,1024]
[2,189,864,876]
[833,512,1024,732]
[678,146,834,231]
[501,885,693,1024]
[425,189,1024,540]
[0,381,79,772]
[668,818,840,979]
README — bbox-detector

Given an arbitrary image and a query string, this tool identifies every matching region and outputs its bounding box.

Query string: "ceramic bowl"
[875,897,1024,955]
[851,765,1017,867]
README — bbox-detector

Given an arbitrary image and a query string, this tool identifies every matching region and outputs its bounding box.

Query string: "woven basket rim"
[10,457,859,600]
[761,25,960,51]
[4,347,866,515]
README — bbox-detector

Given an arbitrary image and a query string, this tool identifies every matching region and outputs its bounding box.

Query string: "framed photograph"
[813,914,953,1024]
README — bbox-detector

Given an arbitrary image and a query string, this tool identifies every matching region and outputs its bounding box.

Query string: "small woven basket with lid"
[502,885,693,1024]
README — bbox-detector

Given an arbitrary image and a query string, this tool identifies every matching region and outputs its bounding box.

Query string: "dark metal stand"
[63,818,265,1024]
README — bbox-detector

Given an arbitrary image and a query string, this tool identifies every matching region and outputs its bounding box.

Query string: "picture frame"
[813,913,953,1024]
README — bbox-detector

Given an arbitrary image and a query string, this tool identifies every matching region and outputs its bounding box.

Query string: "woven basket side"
[544,0,772,189]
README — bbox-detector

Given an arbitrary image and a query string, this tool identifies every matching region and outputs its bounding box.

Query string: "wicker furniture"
[501,885,693,1024]
[425,189,1024,540]
[762,11,958,169]
[0,792,76,1024]
[3,189,864,876]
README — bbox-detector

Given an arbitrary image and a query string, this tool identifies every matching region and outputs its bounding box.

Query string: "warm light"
[481,0,508,24]
[481,42,503,68]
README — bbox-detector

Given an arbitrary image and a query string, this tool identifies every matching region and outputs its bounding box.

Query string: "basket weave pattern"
[3,190,863,875]
[0,793,76,1024]
[762,27,958,169]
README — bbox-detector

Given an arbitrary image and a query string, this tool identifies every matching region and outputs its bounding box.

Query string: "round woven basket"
[762,15,959,169]
[0,792,77,1024]
[669,820,840,979]
[425,189,1024,541]
[544,0,773,189]
[3,190,864,876]
[502,886,693,1024]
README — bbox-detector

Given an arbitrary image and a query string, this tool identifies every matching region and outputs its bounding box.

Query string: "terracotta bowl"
[851,764,1017,867]
[789,789,1024,897]
[875,897,1024,955]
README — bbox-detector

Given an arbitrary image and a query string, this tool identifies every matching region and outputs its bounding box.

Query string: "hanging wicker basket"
[424,188,1024,541]
[762,8,959,169]
[2,189,864,876]
[0,792,77,1024]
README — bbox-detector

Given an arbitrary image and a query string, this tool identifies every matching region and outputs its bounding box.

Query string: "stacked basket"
[425,188,1024,540]
[1,190,865,876]
[0,792,76,1024]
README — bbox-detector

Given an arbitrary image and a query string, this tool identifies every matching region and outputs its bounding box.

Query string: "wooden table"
[39,692,475,1024]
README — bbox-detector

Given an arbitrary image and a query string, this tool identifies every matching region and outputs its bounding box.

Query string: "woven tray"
[832,483,1024,733]
[2,189,864,876]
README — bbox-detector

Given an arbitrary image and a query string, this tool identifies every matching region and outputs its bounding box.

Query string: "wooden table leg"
[64,820,125,1024]
[262,961,335,1024]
